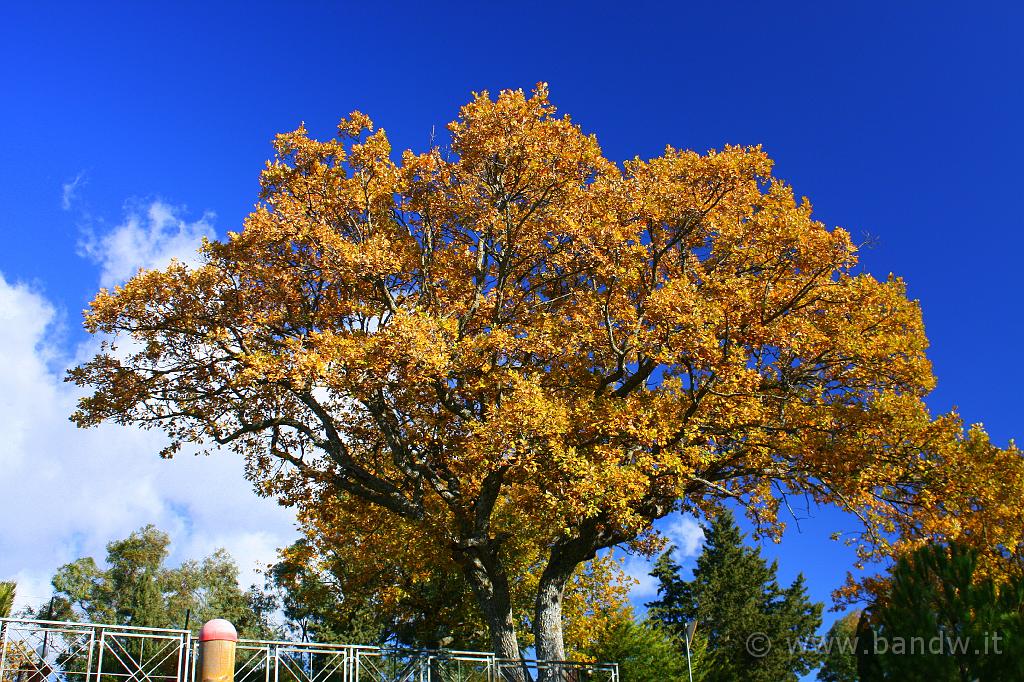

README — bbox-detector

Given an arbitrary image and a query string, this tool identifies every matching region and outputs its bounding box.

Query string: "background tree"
[0,582,14,618]
[856,542,1024,681]
[648,510,823,681]
[584,610,704,682]
[646,547,690,632]
[69,84,1024,671]
[817,610,860,682]
[36,525,274,637]
[15,527,273,682]
[0,582,42,682]
[269,539,432,647]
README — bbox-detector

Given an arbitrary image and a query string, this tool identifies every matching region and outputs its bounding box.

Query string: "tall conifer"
[647,510,823,681]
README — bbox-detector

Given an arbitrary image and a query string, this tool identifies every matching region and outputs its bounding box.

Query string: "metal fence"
[0,619,192,682]
[0,619,617,682]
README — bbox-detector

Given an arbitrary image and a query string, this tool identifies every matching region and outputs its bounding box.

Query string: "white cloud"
[79,200,216,288]
[621,553,660,602]
[621,513,705,604]
[0,202,295,614]
[663,515,705,558]
[4,196,705,620]
[61,173,86,211]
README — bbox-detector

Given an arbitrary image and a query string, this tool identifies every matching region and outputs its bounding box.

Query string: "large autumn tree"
[70,84,1023,675]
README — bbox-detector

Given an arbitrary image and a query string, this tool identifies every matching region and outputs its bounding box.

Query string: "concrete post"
[198,619,238,682]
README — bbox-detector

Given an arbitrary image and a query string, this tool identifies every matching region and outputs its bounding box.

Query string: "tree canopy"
[817,611,860,682]
[34,525,274,637]
[584,614,702,682]
[69,83,1024,668]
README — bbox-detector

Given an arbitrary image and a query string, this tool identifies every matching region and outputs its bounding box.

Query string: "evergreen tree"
[818,611,860,682]
[585,614,705,682]
[647,510,823,682]
[857,542,1024,681]
[647,550,688,631]
[854,613,883,682]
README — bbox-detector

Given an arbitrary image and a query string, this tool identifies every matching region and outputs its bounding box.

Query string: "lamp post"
[684,620,697,682]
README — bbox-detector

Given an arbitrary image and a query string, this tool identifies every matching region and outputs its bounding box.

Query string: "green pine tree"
[647,549,689,631]
[647,510,824,682]
[857,542,1024,681]
[818,611,860,682]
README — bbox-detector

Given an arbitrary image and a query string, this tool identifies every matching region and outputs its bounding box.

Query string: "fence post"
[199,620,238,682]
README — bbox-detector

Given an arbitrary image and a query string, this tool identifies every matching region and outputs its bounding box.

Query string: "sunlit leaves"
[69,84,1023,637]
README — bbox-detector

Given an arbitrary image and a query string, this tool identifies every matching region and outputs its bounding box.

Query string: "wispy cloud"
[79,200,216,288]
[0,198,295,613]
[663,514,705,557]
[622,514,706,604]
[61,172,87,211]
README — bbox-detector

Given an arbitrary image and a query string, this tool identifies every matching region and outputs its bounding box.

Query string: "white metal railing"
[1,619,617,682]
[0,618,192,682]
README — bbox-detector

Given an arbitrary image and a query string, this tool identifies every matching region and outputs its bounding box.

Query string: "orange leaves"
[449,83,603,180]
[371,311,458,381]
[896,426,1024,581]
[625,144,772,229]
[68,84,1024,627]
[337,111,373,139]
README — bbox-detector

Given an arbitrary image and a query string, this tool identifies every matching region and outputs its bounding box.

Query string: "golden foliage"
[69,84,1023,637]
[285,494,632,653]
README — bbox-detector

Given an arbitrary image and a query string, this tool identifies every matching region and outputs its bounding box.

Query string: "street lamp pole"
[684,620,697,682]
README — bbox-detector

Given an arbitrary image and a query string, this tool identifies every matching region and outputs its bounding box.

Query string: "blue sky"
[1,0,1021,659]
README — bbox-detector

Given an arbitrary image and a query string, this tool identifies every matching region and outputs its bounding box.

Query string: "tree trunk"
[533,547,580,682]
[533,515,636,682]
[534,561,573,664]
[457,543,529,682]
[533,531,602,682]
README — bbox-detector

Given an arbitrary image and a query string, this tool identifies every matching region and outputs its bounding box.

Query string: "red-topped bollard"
[198,619,238,682]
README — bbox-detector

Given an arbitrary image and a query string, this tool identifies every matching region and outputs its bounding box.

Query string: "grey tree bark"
[457,541,529,682]
[532,520,614,682]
